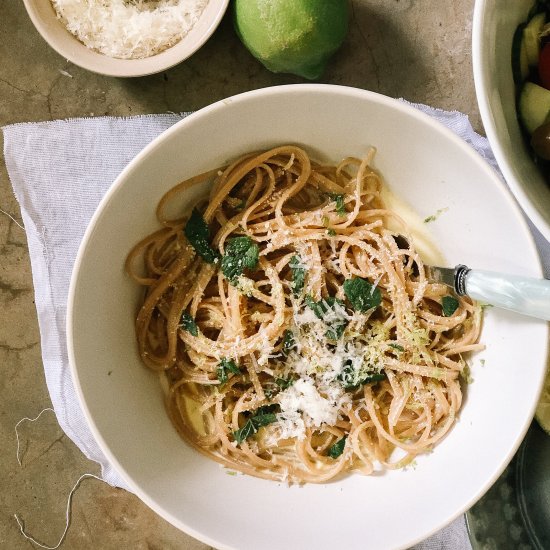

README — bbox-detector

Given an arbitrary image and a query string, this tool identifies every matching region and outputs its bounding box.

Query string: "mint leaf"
[337,362,355,388]
[232,405,278,444]
[251,407,278,428]
[329,193,346,216]
[282,329,296,356]
[442,296,459,317]
[221,236,259,282]
[289,255,306,297]
[325,322,346,340]
[343,277,382,312]
[304,294,323,318]
[184,208,220,264]
[232,419,256,444]
[305,295,344,319]
[179,312,198,336]
[362,373,386,384]
[305,295,348,340]
[275,377,294,390]
[328,435,347,458]
[338,361,386,389]
[217,358,242,384]
[389,343,404,352]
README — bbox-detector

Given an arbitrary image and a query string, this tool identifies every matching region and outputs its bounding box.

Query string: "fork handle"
[463,269,550,321]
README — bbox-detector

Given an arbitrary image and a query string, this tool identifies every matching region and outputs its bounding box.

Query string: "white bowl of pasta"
[67,84,548,550]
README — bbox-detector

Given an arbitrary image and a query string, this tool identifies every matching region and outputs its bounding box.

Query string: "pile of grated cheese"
[51,0,210,59]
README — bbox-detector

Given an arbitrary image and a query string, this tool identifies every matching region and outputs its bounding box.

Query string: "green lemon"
[233,0,349,80]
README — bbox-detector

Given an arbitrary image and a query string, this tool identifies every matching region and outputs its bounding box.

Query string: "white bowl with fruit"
[473,0,550,242]
[474,0,550,438]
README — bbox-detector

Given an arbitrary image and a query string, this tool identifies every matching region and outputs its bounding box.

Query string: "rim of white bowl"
[67,84,548,550]
[22,0,230,78]
[472,0,550,242]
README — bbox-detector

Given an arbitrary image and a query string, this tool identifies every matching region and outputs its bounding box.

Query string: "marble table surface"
[0,1,486,548]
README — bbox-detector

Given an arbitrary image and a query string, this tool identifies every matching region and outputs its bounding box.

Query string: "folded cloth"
[3,103,548,549]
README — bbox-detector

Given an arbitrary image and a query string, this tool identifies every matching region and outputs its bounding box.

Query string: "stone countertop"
[0,1,480,548]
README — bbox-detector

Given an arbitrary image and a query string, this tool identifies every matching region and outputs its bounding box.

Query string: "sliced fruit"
[513,23,530,86]
[531,121,550,159]
[518,81,550,134]
[524,11,546,67]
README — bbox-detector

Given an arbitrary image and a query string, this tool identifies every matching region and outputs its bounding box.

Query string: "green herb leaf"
[232,405,278,444]
[329,193,346,216]
[179,312,198,336]
[304,295,343,319]
[442,296,459,317]
[338,361,386,389]
[327,228,336,237]
[338,362,358,389]
[305,295,348,340]
[221,236,259,282]
[232,419,256,444]
[304,294,321,318]
[325,322,347,340]
[251,410,278,428]
[362,373,387,384]
[275,377,294,390]
[255,404,279,415]
[217,358,242,384]
[343,277,382,312]
[328,435,347,458]
[389,343,404,352]
[423,207,449,224]
[282,329,296,356]
[289,256,306,297]
[184,208,220,264]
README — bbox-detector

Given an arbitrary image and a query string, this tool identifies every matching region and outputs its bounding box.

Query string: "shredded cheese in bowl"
[51,0,210,60]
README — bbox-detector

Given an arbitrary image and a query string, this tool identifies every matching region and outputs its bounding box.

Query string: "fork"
[425,264,550,321]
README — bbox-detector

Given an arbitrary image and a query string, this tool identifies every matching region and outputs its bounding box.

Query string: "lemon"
[536,366,550,435]
[233,0,349,80]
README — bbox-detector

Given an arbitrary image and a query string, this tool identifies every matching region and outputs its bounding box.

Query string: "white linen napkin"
[3,103,547,549]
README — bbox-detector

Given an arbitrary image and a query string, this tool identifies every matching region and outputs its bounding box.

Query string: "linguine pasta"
[126,145,483,483]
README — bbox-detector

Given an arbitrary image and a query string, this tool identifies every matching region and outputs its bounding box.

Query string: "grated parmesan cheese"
[51,0,210,59]
[277,379,349,440]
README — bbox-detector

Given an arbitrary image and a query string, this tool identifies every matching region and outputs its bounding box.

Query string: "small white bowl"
[68,84,548,550]
[22,0,229,77]
[473,0,550,241]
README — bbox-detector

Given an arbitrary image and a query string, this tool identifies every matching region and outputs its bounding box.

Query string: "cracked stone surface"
[0,0,481,548]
